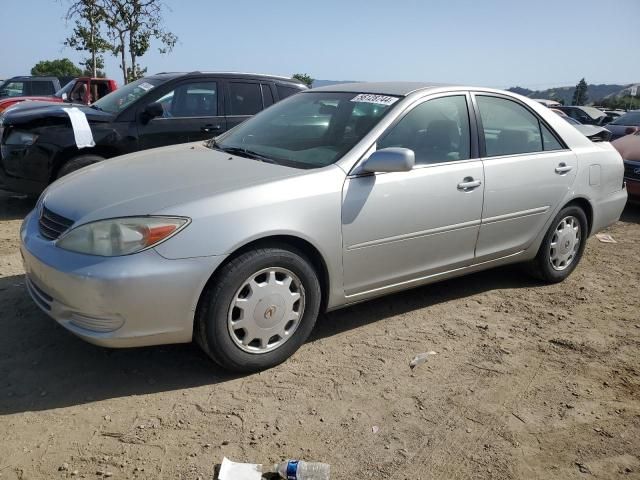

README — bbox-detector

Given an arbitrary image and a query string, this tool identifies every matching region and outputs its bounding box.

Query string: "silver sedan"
[20,82,627,371]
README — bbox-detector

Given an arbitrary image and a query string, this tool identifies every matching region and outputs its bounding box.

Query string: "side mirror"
[61,93,68,101]
[141,102,164,123]
[361,147,415,173]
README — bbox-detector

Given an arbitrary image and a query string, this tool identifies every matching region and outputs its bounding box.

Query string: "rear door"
[472,93,577,261]
[224,80,267,130]
[136,78,225,149]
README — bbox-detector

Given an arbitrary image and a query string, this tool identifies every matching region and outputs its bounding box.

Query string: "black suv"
[0,72,306,195]
[0,76,74,98]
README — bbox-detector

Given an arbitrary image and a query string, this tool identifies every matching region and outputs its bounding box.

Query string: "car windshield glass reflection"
[211,92,398,169]
[93,77,163,114]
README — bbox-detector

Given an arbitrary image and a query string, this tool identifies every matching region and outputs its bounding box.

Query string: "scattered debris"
[511,412,526,424]
[476,324,489,331]
[372,426,379,434]
[549,338,579,351]
[575,462,591,474]
[595,233,617,243]
[409,351,437,369]
[218,457,262,480]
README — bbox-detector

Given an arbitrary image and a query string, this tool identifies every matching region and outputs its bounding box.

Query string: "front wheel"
[196,247,321,372]
[528,205,588,283]
[56,154,105,179]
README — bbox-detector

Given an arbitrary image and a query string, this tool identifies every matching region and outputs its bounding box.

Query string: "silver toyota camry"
[20,82,627,371]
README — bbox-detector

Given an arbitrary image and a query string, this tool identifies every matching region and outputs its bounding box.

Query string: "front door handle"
[457,177,482,191]
[201,124,222,133]
[555,162,573,174]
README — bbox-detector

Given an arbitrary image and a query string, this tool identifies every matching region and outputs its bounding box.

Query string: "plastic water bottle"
[274,460,330,480]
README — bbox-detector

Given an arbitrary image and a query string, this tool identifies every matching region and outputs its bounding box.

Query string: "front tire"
[528,205,588,283]
[196,246,321,372]
[56,154,105,179]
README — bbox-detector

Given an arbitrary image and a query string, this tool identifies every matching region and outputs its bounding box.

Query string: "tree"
[101,0,178,84]
[292,73,314,88]
[64,0,112,78]
[572,78,589,106]
[31,58,83,77]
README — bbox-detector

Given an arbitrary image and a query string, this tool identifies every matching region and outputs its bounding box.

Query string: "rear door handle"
[555,163,573,174]
[457,178,482,191]
[201,124,222,133]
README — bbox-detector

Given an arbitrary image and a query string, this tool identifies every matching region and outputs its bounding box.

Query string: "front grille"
[624,162,640,182]
[39,206,74,240]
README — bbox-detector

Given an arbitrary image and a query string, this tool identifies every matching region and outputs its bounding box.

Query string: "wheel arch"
[50,146,120,181]
[196,234,332,317]
[563,196,594,235]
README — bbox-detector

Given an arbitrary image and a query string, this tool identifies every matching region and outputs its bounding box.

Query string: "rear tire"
[196,246,321,372]
[527,205,588,283]
[56,154,105,179]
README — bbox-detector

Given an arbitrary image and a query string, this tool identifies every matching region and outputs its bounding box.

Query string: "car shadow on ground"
[0,191,35,221]
[0,262,540,415]
[620,202,640,223]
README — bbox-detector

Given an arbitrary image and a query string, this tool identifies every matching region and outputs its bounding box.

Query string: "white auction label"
[351,94,399,106]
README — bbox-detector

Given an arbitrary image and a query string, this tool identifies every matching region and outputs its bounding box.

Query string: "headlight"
[5,130,38,146]
[57,216,189,256]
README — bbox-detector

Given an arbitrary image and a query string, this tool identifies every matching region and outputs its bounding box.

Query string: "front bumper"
[0,143,51,195]
[20,210,227,348]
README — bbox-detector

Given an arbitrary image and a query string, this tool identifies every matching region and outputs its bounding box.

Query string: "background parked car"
[0,76,74,99]
[604,110,640,141]
[550,108,612,142]
[554,105,607,125]
[0,77,118,114]
[0,72,306,195]
[612,131,640,201]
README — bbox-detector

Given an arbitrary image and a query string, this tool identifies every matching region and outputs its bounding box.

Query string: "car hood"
[2,102,113,127]
[41,142,307,224]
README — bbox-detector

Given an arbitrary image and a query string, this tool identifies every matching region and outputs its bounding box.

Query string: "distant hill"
[507,83,638,104]
[312,79,357,88]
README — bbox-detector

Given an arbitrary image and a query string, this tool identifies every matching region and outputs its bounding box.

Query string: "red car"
[612,131,640,201]
[0,77,117,113]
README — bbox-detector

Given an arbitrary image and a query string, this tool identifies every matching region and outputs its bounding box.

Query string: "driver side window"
[377,95,471,165]
[154,81,218,118]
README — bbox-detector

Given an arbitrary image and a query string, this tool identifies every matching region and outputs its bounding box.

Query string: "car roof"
[310,81,446,96]
[151,71,306,86]
[557,105,606,119]
[5,76,59,81]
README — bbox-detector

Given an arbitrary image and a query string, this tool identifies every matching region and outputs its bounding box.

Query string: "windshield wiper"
[217,146,277,164]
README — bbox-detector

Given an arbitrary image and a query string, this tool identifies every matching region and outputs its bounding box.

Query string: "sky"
[2,0,639,89]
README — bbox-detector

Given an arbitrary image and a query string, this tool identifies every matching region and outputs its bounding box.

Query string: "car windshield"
[54,80,76,99]
[211,91,399,168]
[562,116,581,125]
[92,77,164,114]
[611,111,640,126]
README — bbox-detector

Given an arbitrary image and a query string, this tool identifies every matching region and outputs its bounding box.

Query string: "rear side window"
[276,84,302,100]
[477,96,563,156]
[261,84,274,108]
[30,81,56,95]
[229,82,262,115]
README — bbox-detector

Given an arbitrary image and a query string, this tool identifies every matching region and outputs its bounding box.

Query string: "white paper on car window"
[138,82,154,91]
[218,457,262,480]
[351,94,399,106]
[63,107,95,149]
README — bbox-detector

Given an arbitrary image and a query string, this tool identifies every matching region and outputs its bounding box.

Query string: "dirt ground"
[0,190,638,480]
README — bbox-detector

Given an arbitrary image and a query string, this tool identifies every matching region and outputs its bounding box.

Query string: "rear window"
[30,81,56,95]
[229,82,263,116]
[277,84,302,100]
[611,111,640,126]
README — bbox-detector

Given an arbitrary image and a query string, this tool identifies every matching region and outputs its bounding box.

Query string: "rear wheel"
[56,154,104,179]
[528,205,588,283]
[196,246,321,372]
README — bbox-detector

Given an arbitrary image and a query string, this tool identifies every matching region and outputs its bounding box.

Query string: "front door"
[472,93,578,260]
[137,79,226,150]
[342,94,485,297]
